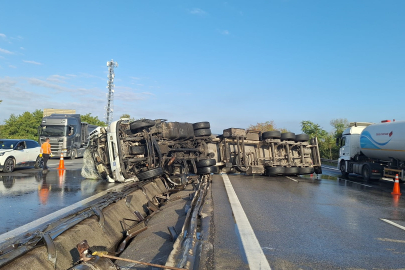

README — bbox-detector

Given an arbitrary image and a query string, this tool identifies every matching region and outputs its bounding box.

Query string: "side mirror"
[335,137,340,147]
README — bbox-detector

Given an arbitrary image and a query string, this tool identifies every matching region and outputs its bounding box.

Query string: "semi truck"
[39,114,98,159]
[337,120,405,181]
[83,118,322,182]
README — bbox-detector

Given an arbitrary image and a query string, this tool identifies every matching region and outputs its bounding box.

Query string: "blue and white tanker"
[338,120,405,181]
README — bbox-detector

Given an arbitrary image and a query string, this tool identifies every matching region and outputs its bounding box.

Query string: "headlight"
[0,152,5,156]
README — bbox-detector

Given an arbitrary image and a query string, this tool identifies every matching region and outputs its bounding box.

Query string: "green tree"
[120,114,135,121]
[2,110,43,140]
[330,118,349,139]
[248,121,289,133]
[80,113,106,126]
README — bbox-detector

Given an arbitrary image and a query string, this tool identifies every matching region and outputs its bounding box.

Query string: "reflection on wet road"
[0,169,117,235]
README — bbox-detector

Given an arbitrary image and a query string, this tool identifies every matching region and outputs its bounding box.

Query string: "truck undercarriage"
[83,119,322,182]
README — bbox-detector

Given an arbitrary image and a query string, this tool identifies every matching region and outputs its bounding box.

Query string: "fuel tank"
[360,120,405,161]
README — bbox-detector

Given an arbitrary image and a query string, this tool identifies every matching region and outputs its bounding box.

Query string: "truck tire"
[362,165,371,182]
[281,132,296,141]
[130,119,155,132]
[3,157,15,173]
[130,145,145,155]
[196,159,216,168]
[262,131,281,140]
[340,161,349,178]
[197,166,217,175]
[193,122,210,130]
[295,134,309,142]
[35,156,44,169]
[298,167,314,175]
[195,128,211,137]
[137,167,164,181]
[266,166,285,176]
[285,167,299,175]
[71,149,77,160]
[314,166,322,174]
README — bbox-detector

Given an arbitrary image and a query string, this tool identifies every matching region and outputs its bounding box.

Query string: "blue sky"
[0,1,404,134]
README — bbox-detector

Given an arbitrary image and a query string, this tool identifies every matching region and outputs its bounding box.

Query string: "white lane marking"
[0,182,128,243]
[381,219,405,231]
[221,174,272,270]
[286,176,299,182]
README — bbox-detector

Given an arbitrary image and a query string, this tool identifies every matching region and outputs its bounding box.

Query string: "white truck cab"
[337,122,373,176]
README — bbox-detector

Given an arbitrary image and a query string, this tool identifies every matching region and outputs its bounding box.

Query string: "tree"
[301,121,328,140]
[1,110,43,140]
[120,114,135,121]
[330,118,349,139]
[248,121,289,133]
[80,113,106,126]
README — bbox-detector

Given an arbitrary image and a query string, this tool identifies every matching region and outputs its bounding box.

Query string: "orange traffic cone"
[391,174,401,195]
[58,153,66,170]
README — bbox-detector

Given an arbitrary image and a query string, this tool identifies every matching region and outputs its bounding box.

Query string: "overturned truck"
[83,119,322,182]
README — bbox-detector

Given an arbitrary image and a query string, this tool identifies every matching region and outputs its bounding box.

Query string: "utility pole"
[105,59,118,126]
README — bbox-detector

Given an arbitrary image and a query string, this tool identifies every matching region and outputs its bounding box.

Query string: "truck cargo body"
[39,114,97,158]
[83,119,322,182]
[338,120,405,181]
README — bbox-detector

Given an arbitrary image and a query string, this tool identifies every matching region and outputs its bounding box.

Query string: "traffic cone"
[58,153,66,170]
[391,174,401,195]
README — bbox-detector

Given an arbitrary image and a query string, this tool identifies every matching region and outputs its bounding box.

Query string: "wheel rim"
[6,159,14,171]
[340,163,345,173]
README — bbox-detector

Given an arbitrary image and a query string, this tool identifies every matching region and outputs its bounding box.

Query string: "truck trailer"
[39,114,98,159]
[338,120,405,181]
[83,118,322,182]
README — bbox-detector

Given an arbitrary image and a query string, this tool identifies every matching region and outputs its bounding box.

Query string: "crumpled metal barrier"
[0,179,157,269]
[165,175,211,269]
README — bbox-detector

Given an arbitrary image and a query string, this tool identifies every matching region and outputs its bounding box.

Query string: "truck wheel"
[262,131,281,140]
[281,132,296,141]
[285,167,299,175]
[340,161,348,178]
[197,166,218,175]
[137,167,164,181]
[195,128,211,137]
[295,134,309,142]
[196,159,216,168]
[362,165,371,182]
[35,156,44,169]
[130,119,155,132]
[71,149,77,160]
[314,166,322,174]
[193,122,210,130]
[266,166,285,176]
[3,157,15,173]
[298,167,314,175]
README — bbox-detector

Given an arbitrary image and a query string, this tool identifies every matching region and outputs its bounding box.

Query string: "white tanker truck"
[338,120,405,181]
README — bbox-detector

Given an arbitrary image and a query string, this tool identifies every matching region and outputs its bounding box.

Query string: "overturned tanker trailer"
[82,119,322,182]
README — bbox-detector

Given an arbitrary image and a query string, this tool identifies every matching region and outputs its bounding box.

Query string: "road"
[2,161,405,269]
[212,171,405,269]
[0,158,117,235]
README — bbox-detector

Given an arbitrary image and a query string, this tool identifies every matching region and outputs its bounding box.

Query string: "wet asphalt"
[0,158,117,235]
[212,171,405,269]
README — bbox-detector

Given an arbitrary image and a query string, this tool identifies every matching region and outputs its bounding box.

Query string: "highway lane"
[0,158,117,235]
[212,173,405,269]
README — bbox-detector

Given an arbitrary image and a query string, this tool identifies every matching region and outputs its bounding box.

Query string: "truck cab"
[337,122,373,178]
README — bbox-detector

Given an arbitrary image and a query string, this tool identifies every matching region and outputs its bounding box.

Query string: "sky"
[0,0,404,134]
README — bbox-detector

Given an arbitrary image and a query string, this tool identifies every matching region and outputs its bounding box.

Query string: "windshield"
[40,125,67,137]
[0,140,19,149]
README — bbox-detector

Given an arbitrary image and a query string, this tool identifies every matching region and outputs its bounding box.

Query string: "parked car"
[0,139,43,173]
